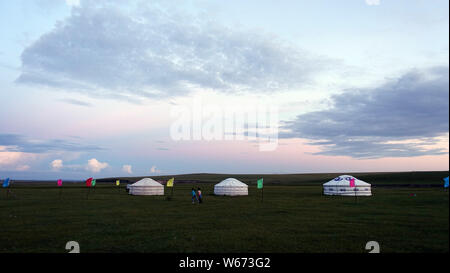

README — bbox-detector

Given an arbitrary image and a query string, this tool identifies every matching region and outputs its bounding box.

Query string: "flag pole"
[115,180,121,195]
[262,187,264,203]
[166,178,174,201]
[257,178,264,203]
[3,178,11,199]
[8,180,14,199]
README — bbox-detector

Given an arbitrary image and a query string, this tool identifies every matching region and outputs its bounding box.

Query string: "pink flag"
[349,178,355,188]
[57,179,63,187]
[86,177,93,187]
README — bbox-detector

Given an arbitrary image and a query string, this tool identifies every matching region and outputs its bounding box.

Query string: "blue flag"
[444,177,449,188]
[2,178,10,188]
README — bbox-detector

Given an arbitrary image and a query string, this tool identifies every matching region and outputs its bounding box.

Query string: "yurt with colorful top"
[323,175,372,196]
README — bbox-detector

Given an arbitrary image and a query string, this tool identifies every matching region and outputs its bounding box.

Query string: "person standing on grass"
[197,187,203,204]
[191,188,198,204]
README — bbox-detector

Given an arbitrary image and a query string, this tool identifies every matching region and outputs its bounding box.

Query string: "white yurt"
[214,178,248,196]
[323,175,372,196]
[129,178,164,196]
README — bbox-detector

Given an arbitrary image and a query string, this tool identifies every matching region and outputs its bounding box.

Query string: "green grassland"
[0,172,448,253]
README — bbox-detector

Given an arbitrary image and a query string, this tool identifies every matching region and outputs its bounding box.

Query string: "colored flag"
[444,177,449,188]
[86,177,93,187]
[92,179,96,187]
[257,178,263,189]
[2,178,10,188]
[57,179,63,187]
[116,180,120,186]
[167,178,174,187]
[349,178,356,188]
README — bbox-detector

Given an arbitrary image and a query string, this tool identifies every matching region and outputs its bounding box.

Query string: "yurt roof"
[130,178,163,187]
[323,175,371,186]
[215,178,248,187]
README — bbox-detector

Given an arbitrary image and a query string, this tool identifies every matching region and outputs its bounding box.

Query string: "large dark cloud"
[281,66,449,158]
[0,134,103,153]
[16,2,327,99]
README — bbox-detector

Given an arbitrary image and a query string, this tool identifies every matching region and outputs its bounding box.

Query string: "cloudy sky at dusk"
[0,0,448,180]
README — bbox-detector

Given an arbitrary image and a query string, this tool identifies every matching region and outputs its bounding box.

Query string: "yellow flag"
[167,178,174,187]
[116,180,120,186]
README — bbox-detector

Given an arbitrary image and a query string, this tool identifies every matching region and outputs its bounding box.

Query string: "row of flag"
[1,177,259,188]
[2,176,447,188]
[53,178,170,187]
[79,177,261,188]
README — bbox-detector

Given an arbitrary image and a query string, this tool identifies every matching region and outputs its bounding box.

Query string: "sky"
[0,0,448,180]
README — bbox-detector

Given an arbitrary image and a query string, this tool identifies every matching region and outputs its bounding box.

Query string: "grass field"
[0,172,448,253]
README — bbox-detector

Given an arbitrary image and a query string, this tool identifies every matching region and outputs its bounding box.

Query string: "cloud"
[86,158,108,173]
[16,2,328,100]
[365,0,380,6]
[59,98,92,107]
[150,165,160,173]
[122,164,132,174]
[16,165,30,171]
[0,134,103,153]
[66,0,80,7]
[281,66,449,158]
[50,159,63,171]
[0,146,40,171]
